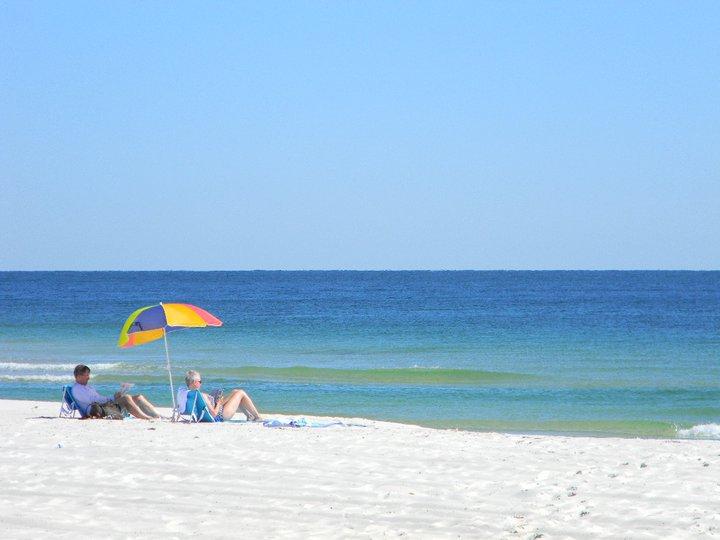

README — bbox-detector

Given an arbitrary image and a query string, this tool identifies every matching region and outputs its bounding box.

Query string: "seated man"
[177,369,263,421]
[71,364,162,420]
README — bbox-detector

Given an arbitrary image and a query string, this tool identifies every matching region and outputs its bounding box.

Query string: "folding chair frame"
[173,390,216,423]
[59,385,85,418]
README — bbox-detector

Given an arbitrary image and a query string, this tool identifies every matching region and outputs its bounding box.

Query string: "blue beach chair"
[177,389,217,423]
[59,385,87,418]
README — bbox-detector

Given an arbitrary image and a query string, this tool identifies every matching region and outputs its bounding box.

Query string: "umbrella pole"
[163,330,178,421]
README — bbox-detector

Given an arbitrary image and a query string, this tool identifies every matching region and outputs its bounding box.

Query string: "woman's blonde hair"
[185,370,201,387]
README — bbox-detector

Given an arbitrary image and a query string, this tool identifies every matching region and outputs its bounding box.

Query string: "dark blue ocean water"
[1,271,719,438]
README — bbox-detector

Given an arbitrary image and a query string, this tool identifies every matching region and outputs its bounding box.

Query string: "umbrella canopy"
[117,302,222,418]
[118,303,222,348]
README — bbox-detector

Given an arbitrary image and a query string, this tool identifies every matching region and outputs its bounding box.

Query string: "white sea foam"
[0,374,69,382]
[677,424,720,440]
[0,362,121,372]
[409,364,440,370]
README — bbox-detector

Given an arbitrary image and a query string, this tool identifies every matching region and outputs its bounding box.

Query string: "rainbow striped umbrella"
[118,303,222,415]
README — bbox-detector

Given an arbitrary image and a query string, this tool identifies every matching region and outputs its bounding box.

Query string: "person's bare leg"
[218,390,243,420]
[217,390,251,419]
[117,395,152,420]
[221,389,262,421]
[131,394,162,418]
[240,392,262,420]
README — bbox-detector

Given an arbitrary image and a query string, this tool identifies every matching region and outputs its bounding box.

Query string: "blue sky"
[1,1,718,270]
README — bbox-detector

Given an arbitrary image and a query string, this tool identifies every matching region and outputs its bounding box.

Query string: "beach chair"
[175,389,216,423]
[59,385,86,418]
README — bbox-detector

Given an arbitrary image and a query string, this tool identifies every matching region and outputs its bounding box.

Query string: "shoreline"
[2,398,718,538]
[3,395,714,442]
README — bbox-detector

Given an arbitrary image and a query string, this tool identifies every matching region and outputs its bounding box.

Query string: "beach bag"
[89,401,124,420]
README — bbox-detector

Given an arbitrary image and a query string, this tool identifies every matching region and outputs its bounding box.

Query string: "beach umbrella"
[118,303,222,415]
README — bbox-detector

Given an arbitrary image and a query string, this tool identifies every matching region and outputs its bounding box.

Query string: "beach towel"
[262,417,366,428]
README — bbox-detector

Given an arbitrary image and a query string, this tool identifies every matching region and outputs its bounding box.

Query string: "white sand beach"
[1,399,718,539]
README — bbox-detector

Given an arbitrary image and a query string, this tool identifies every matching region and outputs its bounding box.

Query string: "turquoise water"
[1,271,719,438]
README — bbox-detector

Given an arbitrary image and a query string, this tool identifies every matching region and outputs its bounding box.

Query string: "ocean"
[1,271,718,438]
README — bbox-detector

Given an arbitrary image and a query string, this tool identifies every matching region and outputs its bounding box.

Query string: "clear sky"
[1,1,718,270]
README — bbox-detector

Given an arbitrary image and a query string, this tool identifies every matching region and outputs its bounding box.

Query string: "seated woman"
[177,370,263,422]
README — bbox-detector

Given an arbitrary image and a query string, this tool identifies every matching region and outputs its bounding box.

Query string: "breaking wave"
[203,365,537,386]
[0,362,121,371]
[677,423,720,440]
[0,374,69,382]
